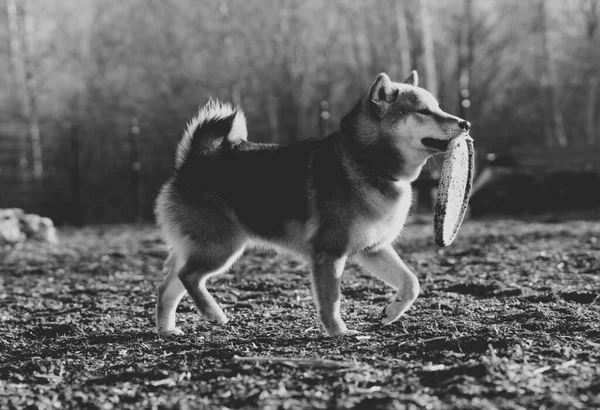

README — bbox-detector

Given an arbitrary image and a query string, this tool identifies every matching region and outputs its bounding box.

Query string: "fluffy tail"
[175,99,247,169]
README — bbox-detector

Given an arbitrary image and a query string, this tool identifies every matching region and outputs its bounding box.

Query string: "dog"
[154,71,471,337]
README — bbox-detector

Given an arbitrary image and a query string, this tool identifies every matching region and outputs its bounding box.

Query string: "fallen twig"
[533,360,576,375]
[533,365,552,375]
[148,378,176,387]
[556,359,577,370]
[420,336,448,343]
[233,355,356,370]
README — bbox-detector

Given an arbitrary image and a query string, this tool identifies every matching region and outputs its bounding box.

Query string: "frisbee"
[433,133,474,247]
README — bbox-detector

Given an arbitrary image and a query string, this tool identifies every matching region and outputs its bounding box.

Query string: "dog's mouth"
[422,137,450,152]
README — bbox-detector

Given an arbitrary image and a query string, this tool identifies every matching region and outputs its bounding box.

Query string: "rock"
[0,209,58,245]
[0,208,26,245]
[20,213,59,244]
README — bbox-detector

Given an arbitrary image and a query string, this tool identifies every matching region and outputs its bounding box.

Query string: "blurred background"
[0,0,599,225]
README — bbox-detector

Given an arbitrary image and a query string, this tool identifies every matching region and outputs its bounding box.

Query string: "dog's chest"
[349,183,412,251]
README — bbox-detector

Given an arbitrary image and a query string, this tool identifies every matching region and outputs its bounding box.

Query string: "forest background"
[1,0,598,223]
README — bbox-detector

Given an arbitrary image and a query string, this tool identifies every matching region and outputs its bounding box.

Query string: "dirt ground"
[1,216,599,409]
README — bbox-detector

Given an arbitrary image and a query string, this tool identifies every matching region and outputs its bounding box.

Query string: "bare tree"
[6,0,43,180]
[220,0,242,107]
[7,0,23,103]
[7,0,28,172]
[581,0,599,145]
[275,0,306,143]
[419,0,438,96]
[21,0,42,180]
[346,1,370,88]
[457,0,474,120]
[266,93,280,143]
[538,0,568,147]
[393,0,412,77]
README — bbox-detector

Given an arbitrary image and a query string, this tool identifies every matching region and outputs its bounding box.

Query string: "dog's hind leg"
[355,244,420,325]
[156,253,188,337]
[178,237,245,326]
[311,252,358,337]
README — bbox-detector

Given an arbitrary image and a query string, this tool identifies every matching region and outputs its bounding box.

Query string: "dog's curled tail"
[175,99,247,169]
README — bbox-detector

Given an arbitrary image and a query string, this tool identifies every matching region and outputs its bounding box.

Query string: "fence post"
[318,100,330,138]
[129,118,142,223]
[69,122,83,226]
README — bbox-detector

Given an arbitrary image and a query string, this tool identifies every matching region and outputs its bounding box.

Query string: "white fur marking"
[175,99,247,169]
[227,109,248,143]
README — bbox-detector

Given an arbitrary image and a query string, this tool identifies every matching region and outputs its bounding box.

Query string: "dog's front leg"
[355,244,420,325]
[311,253,358,337]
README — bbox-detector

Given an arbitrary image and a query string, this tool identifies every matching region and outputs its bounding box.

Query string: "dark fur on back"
[162,99,400,256]
[174,137,317,239]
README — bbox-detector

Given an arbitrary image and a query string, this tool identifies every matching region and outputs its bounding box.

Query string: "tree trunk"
[538,63,554,147]
[538,0,568,147]
[582,0,599,145]
[8,0,43,180]
[266,93,279,143]
[7,0,24,104]
[457,0,473,120]
[419,0,438,96]
[129,119,142,223]
[275,0,303,142]
[587,77,598,145]
[220,0,242,107]
[22,8,44,181]
[69,123,83,226]
[393,0,412,77]
[6,0,29,173]
[346,1,369,88]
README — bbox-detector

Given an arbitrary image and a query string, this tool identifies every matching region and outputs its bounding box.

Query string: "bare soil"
[1,217,599,409]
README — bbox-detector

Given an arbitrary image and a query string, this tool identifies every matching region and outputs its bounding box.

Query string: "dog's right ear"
[368,73,398,117]
[402,70,418,86]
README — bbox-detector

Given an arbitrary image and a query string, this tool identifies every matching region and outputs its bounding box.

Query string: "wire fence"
[0,121,173,225]
[2,119,600,226]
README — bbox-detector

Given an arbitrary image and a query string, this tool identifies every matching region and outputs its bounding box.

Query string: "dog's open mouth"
[422,137,450,151]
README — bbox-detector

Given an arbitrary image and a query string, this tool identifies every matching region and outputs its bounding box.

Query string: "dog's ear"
[402,70,418,86]
[368,73,398,117]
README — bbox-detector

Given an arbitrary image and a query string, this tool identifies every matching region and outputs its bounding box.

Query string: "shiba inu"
[154,71,471,337]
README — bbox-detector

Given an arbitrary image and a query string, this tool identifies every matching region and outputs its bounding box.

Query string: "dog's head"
[371,71,470,156]
[344,71,470,175]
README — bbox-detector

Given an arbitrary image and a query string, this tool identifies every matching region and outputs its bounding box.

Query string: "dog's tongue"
[433,133,474,247]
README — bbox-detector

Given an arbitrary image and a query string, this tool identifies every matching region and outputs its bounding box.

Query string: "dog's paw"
[380,288,419,325]
[207,313,229,325]
[380,298,411,325]
[328,328,360,337]
[158,327,184,337]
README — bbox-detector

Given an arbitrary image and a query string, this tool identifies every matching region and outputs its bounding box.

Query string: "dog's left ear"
[402,70,418,86]
[368,73,398,117]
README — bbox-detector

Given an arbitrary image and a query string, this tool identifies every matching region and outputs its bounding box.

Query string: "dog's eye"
[417,109,433,116]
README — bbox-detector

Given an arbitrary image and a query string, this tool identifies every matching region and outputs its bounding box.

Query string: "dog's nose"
[459,120,471,131]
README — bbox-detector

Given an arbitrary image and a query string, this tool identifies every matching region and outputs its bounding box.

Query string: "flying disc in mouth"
[433,133,474,247]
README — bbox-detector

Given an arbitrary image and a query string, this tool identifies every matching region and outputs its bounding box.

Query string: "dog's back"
[173,139,315,238]
[158,103,332,255]
[156,99,396,258]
